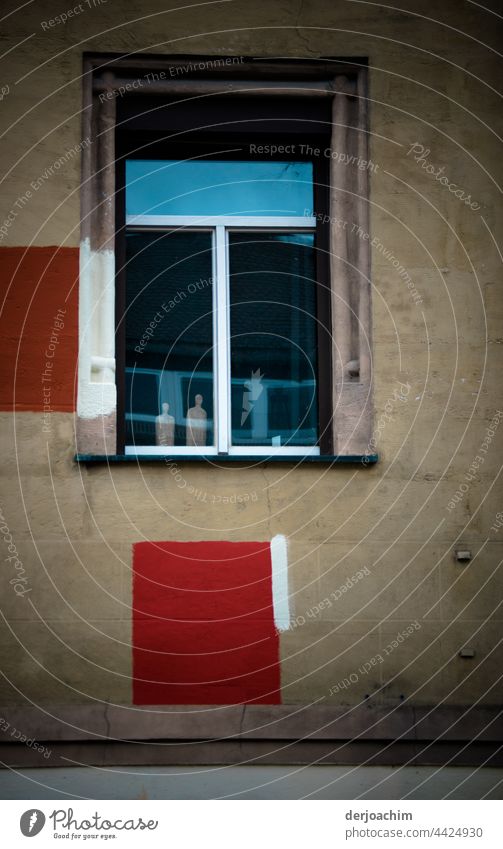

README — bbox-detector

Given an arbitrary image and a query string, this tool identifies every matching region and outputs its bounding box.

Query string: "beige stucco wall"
[0,0,502,711]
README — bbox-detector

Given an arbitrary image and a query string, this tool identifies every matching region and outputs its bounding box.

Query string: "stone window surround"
[77,54,373,459]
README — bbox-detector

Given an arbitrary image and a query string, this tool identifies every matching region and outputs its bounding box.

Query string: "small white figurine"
[186,394,207,446]
[155,402,175,446]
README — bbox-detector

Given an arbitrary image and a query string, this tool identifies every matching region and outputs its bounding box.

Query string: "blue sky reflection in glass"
[126,159,313,217]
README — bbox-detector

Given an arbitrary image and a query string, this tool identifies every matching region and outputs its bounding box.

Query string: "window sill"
[74,453,378,465]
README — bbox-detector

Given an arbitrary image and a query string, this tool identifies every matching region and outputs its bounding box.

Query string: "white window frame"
[124,214,320,457]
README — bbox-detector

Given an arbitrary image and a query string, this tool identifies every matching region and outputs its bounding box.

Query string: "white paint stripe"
[78,239,116,419]
[270,534,290,632]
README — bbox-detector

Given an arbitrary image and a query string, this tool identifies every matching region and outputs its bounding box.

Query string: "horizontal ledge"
[74,454,378,465]
[3,740,502,769]
[94,79,355,97]
[86,54,367,78]
[0,704,499,744]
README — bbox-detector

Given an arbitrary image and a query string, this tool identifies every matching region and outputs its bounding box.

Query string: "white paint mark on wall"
[78,238,116,418]
[271,534,290,631]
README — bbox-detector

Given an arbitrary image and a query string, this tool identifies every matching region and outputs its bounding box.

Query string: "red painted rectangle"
[132,541,281,705]
[0,247,79,411]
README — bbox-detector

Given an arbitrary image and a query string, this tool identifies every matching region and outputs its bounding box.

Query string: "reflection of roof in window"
[125,231,318,377]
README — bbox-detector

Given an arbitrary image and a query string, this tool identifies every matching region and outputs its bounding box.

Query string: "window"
[123,158,323,456]
[77,56,372,460]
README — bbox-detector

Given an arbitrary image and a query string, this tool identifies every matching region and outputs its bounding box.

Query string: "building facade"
[0,0,502,781]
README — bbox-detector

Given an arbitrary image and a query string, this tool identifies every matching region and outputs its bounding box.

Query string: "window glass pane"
[126,160,313,217]
[125,231,214,447]
[229,232,318,447]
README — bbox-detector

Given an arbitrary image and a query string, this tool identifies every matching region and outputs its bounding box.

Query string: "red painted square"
[132,541,281,705]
